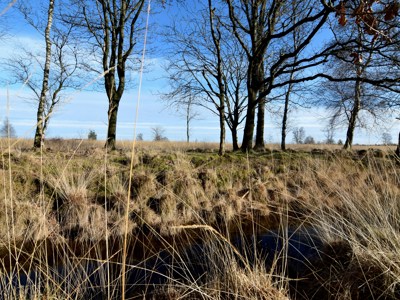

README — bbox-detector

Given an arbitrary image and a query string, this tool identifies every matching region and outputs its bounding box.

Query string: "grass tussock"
[0,139,399,299]
[304,156,400,299]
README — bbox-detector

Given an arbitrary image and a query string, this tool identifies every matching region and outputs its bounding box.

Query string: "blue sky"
[0,1,399,145]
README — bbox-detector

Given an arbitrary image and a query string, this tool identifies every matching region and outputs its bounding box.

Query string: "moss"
[110,154,130,165]
[144,154,176,173]
[188,153,211,167]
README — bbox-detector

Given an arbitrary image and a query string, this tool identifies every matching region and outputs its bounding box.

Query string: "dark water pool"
[2,228,323,299]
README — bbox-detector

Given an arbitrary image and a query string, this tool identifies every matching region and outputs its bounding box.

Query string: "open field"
[0,138,399,299]
[2,138,397,153]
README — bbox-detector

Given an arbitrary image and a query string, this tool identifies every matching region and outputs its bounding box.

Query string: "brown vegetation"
[0,139,399,299]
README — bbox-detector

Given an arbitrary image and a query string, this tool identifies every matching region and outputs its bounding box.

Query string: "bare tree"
[292,127,305,144]
[184,96,198,143]
[304,136,315,144]
[324,127,335,144]
[206,0,227,154]
[223,0,400,152]
[0,117,16,138]
[320,14,400,149]
[224,46,248,150]
[34,0,54,148]
[180,94,199,143]
[23,0,54,148]
[66,0,147,150]
[225,0,334,151]
[0,0,15,39]
[396,117,400,157]
[163,91,199,143]
[279,0,307,151]
[381,132,392,145]
[313,2,400,151]
[164,1,248,154]
[9,0,80,148]
[279,56,294,150]
[151,126,167,141]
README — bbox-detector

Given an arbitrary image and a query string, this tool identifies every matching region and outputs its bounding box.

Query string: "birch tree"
[9,1,79,148]
[35,0,54,148]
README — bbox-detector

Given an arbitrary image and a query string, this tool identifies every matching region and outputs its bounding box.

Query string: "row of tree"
[0,0,399,154]
[163,0,400,154]
[2,0,147,150]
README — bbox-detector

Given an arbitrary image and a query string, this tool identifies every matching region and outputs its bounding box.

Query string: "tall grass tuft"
[0,141,399,299]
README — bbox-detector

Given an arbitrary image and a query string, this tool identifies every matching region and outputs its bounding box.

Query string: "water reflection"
[2,228,323,299]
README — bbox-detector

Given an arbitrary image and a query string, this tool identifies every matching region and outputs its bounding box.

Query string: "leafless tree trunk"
[34,0,54,148]
[226,0,331,152]
[293,126,305,144]
[281,80,294,150]
[396,117,400,157]
[225,0,272,151]
[280,0,301,151]
[163,1,236,155]
[104,0,145,150]
[320,22,394,150]
[225,79,246,151]
[9,1,79,149]
[185,95,199,143]
[224,47,247,151]
[186,103,190,143]
[0,117,16,138]
[343,75,361,149]
[207,0,226,155]
[254,64,266,150]
[343,27,366,150]
[72,0,146,150]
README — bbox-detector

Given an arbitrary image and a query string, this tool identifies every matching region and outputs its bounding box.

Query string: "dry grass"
[303,155,400,299]
[0,138,399,299]
[2,137,396,153]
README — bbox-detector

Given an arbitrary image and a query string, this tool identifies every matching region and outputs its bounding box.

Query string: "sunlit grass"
[0,138,399,299]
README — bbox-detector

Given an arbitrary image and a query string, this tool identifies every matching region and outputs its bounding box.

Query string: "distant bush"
[0,117,17,138]
[88,130,97,140]
[381,132,392,145]
[304,136,315,144]
[152,126,168,141]
[326,137,335,144]
[292,127,305,144]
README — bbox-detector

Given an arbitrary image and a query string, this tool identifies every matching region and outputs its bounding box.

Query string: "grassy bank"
[0,138,399,299]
